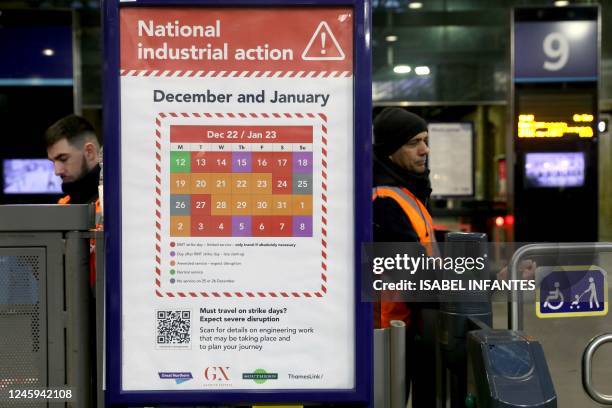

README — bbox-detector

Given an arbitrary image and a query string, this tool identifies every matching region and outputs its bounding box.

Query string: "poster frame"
[427,121,475,199]
[103,0,372,405]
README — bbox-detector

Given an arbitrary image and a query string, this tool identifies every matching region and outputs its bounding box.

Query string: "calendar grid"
[154,112,329,298]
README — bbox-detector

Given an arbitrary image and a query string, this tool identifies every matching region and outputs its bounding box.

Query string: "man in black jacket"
[45,114,101,204]
[373,108,432,244]
[372,107,436,407]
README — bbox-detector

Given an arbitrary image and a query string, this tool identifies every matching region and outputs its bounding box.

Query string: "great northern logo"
[242,369,279,384]
[158,372,193,384]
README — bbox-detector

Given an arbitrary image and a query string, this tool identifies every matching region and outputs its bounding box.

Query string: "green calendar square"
[170,151,190,173]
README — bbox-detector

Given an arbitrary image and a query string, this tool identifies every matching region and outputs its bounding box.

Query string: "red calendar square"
[190,194,211,216]
[271,152,293,175]
[206,152,232,173]
[252,152,274,173]
[273,174,292,194]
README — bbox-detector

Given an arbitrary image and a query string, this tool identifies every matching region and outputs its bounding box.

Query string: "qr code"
[156,310,191,346]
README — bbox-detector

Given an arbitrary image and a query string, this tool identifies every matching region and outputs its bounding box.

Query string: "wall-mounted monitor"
[3,159,62,194]
[524,152,585,188]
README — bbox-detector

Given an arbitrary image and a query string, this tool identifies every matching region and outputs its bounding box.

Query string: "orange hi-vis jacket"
[372,186,438,328]
[58,195,102,287]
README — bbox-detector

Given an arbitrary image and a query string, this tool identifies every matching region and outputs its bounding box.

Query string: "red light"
[504,215,515,226]
[495,216,504,227]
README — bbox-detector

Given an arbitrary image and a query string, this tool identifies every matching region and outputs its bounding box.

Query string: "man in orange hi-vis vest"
[372,107,437,407]
[46,114,102,287]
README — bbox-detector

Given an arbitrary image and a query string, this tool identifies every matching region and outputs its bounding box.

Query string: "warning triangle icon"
[302,21,346,61]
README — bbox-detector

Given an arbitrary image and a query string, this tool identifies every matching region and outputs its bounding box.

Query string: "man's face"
[389,131,430,173]
[47,138,89,183]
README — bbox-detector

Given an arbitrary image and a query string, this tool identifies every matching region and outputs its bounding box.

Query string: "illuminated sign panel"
[517,114,594,138]
[516,91,595,140]
[514,20,597,82]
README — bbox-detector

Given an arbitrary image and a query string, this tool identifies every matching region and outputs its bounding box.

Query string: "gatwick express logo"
[158,372,193,384]
[203,366,231,383]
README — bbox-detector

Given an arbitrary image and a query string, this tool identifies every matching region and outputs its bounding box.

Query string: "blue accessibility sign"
[536,266,608,318]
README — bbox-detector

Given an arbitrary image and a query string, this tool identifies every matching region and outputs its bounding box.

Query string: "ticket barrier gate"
[373,233,558,408]
[510,243,612,407]
[438,233,556,408]
[0,204,98,408]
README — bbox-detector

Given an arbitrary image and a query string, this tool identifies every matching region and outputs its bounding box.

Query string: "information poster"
[119,7,355,391]
[428,123,474,197]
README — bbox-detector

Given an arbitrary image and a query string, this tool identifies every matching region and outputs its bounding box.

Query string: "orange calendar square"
[210,173,232,194]
[211,194,232,216]
[170,173,190,194]
[231,173,252,194]
[170,216,191,237]
[231,195,252,215]
[272,195,293,216]
[252,195,273,215]
[251,173,273,195]
[190,173,211,193]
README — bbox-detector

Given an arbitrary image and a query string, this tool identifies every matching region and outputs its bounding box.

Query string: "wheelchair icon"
[543,282,564,310]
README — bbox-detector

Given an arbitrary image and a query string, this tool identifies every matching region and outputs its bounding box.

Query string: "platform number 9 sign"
[542,32,569,71]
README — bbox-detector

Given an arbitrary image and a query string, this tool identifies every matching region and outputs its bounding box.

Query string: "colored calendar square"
[269,216,293,237]
[167,123,314,237]
[171,173,191,194]
[191,152,210,172]
[232,152,252,172]
[251,173,272,194]
[293,152,313,174]
[190,194,211,215]
[232,216,252,236]
[272,153,293,174]
[272,195,293,216]
[170,216,191,236]
[190,173,211,193]
[211,195,232,216]
[252,195,273,215]
[210,216,232,236]
[207,152,232,172]
[293,174,313,194]
[292,195,313,216]
[231,173,252,193]
[210,173,232,194]
[252,152,274,173]
[190,215,210,236]
[171,151,190,173]
[293,216,312,237]
[170,195,191,215]
[231,195,252,215]
[273,174,292,194]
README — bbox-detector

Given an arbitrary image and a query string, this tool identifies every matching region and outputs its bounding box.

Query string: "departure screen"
[3,159,62,194]
[524,152,585,188]
[516,91,595,139]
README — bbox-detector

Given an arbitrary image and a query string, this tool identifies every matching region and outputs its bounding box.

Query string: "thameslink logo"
[158,372,193,384]
[242,369,278,384]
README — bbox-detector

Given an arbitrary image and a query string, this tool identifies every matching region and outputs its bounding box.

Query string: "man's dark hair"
[44,114,99,148]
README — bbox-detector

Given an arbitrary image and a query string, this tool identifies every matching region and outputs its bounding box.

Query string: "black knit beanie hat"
[373,108,428,156]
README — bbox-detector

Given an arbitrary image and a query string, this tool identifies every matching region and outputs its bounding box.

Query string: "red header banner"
[120,7,353,73]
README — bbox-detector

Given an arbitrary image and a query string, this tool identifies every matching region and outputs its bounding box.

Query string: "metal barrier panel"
[0,248,46,408]
[0,205,94,408]
[516,250,612,407]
